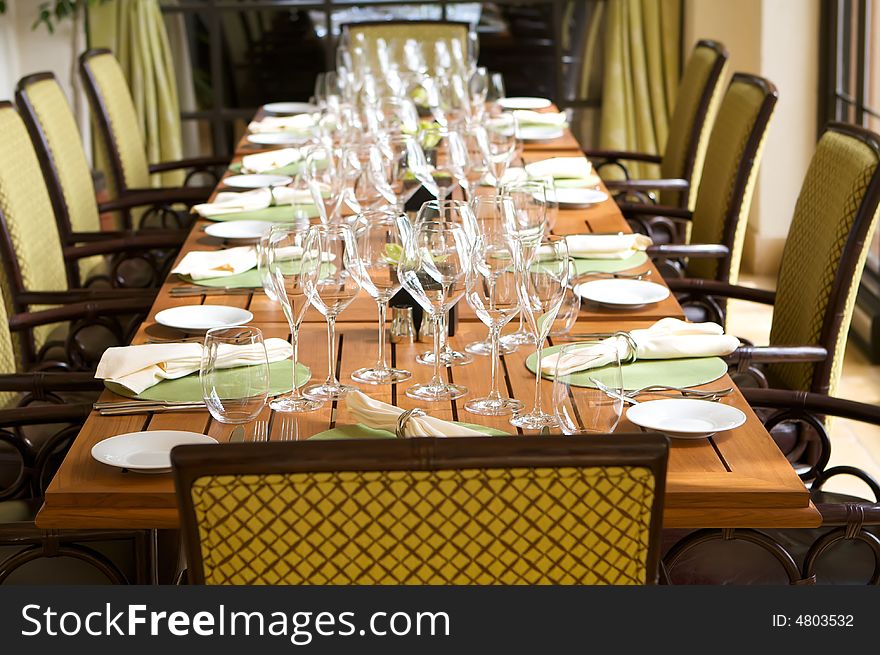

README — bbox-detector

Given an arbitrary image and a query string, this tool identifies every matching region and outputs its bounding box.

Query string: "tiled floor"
[728,276,880,498]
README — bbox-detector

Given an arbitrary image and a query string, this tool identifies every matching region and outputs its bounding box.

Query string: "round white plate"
[204,220,273,242]
[627,399,746,439]
[154,305,254,333]
[574,279,670,308]
[223,174,292,189]
[498,96,552,110]
[262,102,319,116]
[247,132,306,146]
[555,187,609,208]
[517,125,564,142]
[92,430,217,473]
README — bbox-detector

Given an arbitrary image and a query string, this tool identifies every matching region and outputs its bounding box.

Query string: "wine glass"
[464,232,523,416]
[417,125,468,201]
[552,339,624,434]
[303,144,339,223]
[351,209,411,384]
[372,96,420,136]
[481,113,518,184]
[381,133,433,211]
[528,173,559,232]
[266,224,324,413]
[510,236,571,430]
[301,224,363,400]
[338,142,396,218]
[487,71,506,113]
[456,122,490,200]
[468,66,489,121]
[398,219,472,401]
[200,326,269,424]
[257,225,281,302]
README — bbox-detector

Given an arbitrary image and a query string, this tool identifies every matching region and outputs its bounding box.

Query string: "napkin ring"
[614,331,639,365]
[395,408,426,438]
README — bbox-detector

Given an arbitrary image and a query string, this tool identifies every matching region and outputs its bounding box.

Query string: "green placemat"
[310,422,510,440]
[572,251,648,275]
[526,344,727,391]
[105,360,310,402]
[179,259,303,289]
[204,205,320,223]
[227,161,304,177]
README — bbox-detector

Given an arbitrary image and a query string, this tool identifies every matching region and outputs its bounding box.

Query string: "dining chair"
[0,102,156,370]
[174,435,669,585]
[628,73,778,322]
[668,122,880,398]
[585,39,729,211]
[664,389,880,585]
[15,73,188,288]
[342,20,470,75]
[78,49,223,229]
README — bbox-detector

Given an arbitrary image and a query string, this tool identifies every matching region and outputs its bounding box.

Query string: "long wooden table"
[36,114,820,532]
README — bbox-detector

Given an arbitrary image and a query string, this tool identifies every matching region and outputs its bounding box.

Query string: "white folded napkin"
[96,338,293,395]
[540,317,741,376]
[525,157,593,180]
[192,188,314,218]
[241,148,301,173]
[171,246,257,280]
[513,110,568,127]
[346,390,485,438]
[565,233,653,259]
[248,114,317,133]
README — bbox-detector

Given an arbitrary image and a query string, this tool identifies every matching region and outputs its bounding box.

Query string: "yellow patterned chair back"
[343,22,469,76]
[768,124,880,395]
[174,435,668,585]
[79,49,151,197]
[0,102,70,362]
[687,74,777,283]
[659,40,728,208]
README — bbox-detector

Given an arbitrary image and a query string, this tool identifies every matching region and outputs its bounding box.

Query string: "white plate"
[627,399,746,439]
[223,174,292,189]
[262,102,319,116]
[554,187,609,208]
[574,279,670,308]
[517,125,564,142]
[154,305,254,333]
[204,220,273,242]
[247,132,307,146]
[497,96,552,110]
[91,430,217,473]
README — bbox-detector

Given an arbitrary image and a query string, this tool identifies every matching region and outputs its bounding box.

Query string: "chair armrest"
[581,149,662,164]
[70,229,187,244]
[726,345,828,366]
[648,244,729,259]
[148,156,229,174]
[0,403,93,428]
[0,372,103,394]
[741,388,880,424]
[9,297,154,331]
[63,232,186,260]
[98,186,211,212]
[666,278,777,305]
[17,288,155,305]
[617,202,693,220]
[605,178,689,193]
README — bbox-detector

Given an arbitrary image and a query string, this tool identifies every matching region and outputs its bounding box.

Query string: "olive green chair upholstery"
[343,21,470,75]
[174,435,669,585]
[587,39,729,210]
[79,49,220,229]
[15,72,186,288]
[669,123,880,398]
[0,102,154,370]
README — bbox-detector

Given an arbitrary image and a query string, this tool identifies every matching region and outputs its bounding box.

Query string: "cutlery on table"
[94,400,206,416]
[229,426,246,443]
[574,269,652,281]
[170,286,253,297]
[590,378,734,405]
[252,419,269,442]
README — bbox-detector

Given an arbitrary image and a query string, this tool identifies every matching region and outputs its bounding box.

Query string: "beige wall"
[684,0,820,276]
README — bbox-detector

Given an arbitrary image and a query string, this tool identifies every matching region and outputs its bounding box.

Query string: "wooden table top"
[36,117,819,532]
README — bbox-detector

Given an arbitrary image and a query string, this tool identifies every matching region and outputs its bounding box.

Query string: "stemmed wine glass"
[300,223,363,400]
[304,144,339,223]
[509,236,571,429]
[481,113,518,185]
[200,326,269,424]
[486,71,506,113]
[464,231,523,416]
[381,133,433,212]
[398,219,472,401]
[338,142,396,218]
[266,224,324,413]
[417,125,468,201]
[350,209,412,384]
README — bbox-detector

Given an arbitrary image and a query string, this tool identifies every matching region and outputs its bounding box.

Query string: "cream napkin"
[192,188,314,218]
[248,114,317,133]
[565,233,653,259]
[513,110,568,127]
[540,318,740,376]
[241,148,301,173]
[525,157,593,180]
[96,339,293,395]
[346,390,485,438]
[171,246,257,280]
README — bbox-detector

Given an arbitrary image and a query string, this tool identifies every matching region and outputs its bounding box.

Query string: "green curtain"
[88,0,183,186]
[598,0,681,179]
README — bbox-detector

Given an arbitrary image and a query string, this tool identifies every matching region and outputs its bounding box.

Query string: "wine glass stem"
[487,324,502,402]
[431,312,444,388]
[533,339,545,415]
[375,299,389,372]
[289,323,303,400]
[325,315,339,386]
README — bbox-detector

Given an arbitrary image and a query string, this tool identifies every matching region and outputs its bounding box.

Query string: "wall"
[684,0,820,277]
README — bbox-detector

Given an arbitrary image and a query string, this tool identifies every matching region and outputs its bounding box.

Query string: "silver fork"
[590,378,734,405]
[252,418,269,442]
[279,417,295,442]
[574,269,652,281]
